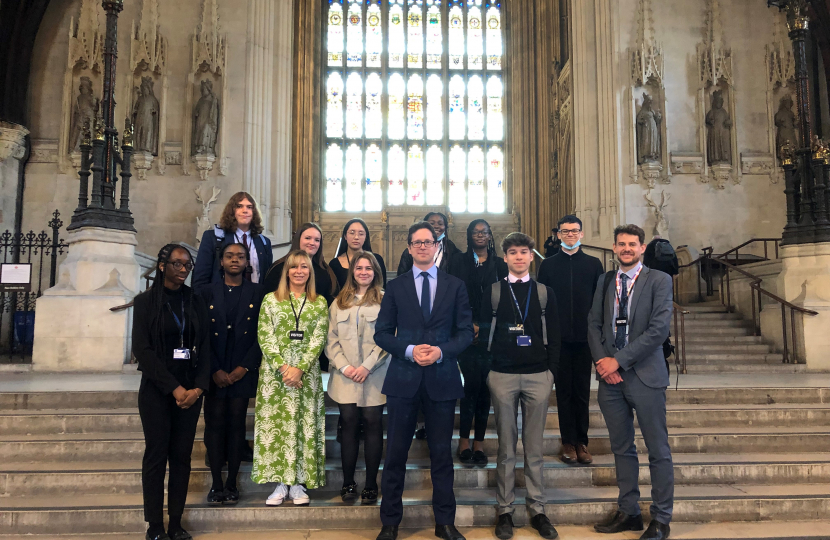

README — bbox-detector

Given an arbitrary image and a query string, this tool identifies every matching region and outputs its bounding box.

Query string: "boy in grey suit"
[587,224,673,540]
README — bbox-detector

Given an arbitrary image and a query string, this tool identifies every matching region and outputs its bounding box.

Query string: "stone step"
[681,320,753,328]
[683,312,743,320]
[5,403,830,436]
[683,353,785,364]
[3,426,829,462]
[3,484,830,534]
[4,453,830,497]
[677,363,806,373]
[681,344,772,353]
[683,335,765,343]
[682,327,755,336]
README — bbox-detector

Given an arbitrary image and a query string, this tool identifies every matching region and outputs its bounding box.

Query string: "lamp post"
[67,0,135,232]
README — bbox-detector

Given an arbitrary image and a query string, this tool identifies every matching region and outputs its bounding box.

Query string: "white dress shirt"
[235,229,259,282]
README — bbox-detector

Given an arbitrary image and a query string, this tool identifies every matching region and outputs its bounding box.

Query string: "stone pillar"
[32,228,140,372]
[272,0,294,242]
[0,122,29,232]
[770,242,830,371]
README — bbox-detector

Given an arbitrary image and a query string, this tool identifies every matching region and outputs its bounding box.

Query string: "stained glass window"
[323,0,507,213]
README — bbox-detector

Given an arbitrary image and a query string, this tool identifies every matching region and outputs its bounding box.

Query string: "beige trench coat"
[325,296,389,407]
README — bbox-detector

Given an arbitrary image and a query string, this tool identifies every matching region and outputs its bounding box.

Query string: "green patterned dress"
[252,292,329,487]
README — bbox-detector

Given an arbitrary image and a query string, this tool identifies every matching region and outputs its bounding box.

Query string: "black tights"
[458,351,490,441]
[339,403,384,490]
[203,396,249,490]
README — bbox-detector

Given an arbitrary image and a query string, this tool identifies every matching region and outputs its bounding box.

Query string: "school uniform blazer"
[374,268,474,402]
[201,280,265,398]
[192,226,273,294]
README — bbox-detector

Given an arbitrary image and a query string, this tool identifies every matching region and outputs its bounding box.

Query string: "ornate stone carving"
[132,151,154,181]
[710,163,732,189]
[193,153,216,181]
[192,80,220,156]
[640,162,664,190]
[636,93,662,164]
[0,122,29,163]
[68,0,103,73]
[69,77,98,153]
[740,153,776,176]
[644,190,670,240]
[132,77,160,155]
[670,153,704,175]
[774,95,798,160]
[697,0,733,89]
[195,186,221,246]
[631,0,663,86]
[30,140,59,163]
[706,90,733,166]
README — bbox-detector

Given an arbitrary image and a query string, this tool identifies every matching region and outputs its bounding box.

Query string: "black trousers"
[138,377,203,524]
[458,349,490,441]
[338,403,384,489]
[204,396,249,490]
[554,342,593,446]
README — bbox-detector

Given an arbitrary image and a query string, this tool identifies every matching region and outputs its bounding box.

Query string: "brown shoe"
[560,443,577,464]
[576,444,593,464]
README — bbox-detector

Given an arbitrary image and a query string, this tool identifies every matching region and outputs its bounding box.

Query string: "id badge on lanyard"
[614,266,642,335]
[168,303,191,360]
[507,281,533,347]
[289,294,307,340]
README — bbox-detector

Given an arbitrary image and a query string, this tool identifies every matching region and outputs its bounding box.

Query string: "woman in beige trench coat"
[326,251,389,504]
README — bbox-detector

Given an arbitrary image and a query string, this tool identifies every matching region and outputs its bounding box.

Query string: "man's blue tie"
[615,273,629,350]
[420,271,431,321]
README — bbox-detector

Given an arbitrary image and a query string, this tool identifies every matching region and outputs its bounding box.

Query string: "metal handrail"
[673,246,712,301]
[715,238,780,266]
[110,266,156,312]
[672,302,690,374]
[581,243,619,271]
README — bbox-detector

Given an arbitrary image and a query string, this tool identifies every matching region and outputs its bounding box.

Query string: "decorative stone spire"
[632,0,663,86]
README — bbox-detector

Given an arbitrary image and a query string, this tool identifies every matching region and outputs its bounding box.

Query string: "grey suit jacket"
[587,265,673,388]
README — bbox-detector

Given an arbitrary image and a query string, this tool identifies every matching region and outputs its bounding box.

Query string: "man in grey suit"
[587,224,673,540]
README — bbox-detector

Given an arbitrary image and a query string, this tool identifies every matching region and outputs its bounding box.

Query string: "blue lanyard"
[167,302,186,348]
[507,280,532,325]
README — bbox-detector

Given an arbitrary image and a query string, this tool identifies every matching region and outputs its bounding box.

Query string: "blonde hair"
[335,251,384,310]
[274,250,318,302]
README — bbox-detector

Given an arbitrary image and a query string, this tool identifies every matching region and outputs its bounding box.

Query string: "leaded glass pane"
[366,73,383,139]
[346,72,363,138]
[365,3,383,68]
[345,143,363,211]
[426,2,442,69]
[326,143,344,211]
[407,144,424,205]
[448,145,466,212]
[388,144,406,205]
[486,6,502,70]
[389,2,405,68]
[426,145,444,205]
[468,75,484,140]
[487,75,503,141]
[407,74,424,140]
[407,1,424,69]
[326,72,344,138]
[449,75,465,140]
[487,145,505,213]
[365,143,383,210]
[449,4,464,70]
[468,145,485,213]
[346,2,363,67]
[327,2,345,67]
[426,74,443,141]
[467,5,483,70]
[388,73,405,140]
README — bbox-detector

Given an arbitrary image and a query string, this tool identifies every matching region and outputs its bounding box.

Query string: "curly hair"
[218,192,264,235]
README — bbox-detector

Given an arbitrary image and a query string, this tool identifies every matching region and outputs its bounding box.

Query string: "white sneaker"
[289,484,310,506]
[266,483,288,506]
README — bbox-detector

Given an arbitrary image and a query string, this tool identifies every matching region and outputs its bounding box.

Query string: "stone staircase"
[2,383,830,538]
[678,301,804,373]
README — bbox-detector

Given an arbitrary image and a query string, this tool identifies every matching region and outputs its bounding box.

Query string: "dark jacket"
[644,238,679,277]
[479,280,561,376]
[536,249,604,343]
[447,250,508,326]
[200,279,265,398]
[374,268,474,401]
[397,238,458,275]
[262,259,337,304]
[544,236,561,258]
[132,285,211,394]
[192,226,273,294]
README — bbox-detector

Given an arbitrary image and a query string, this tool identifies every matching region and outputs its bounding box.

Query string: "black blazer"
[374,268,474,401]
[201,280,265,399]
[192,227,273,294]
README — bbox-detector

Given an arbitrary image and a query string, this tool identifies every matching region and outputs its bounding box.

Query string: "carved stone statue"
[69,77,97,152]
[132,77,160,155]
[192,79,219,156]
[775,94,798,160]
[644,190,670,240]
[706,90,733,165]
[195,186,221,246]
[636,93,662,164]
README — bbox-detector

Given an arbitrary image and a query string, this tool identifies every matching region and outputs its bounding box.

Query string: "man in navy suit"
[374,221,475,540]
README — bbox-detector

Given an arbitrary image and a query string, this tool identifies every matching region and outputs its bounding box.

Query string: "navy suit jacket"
[192,226,273,294]
[374,268,474,402]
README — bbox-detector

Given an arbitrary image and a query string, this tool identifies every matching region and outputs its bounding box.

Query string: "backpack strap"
[537,281,548,346]
[599,270,616,330]
[487,282,501,352]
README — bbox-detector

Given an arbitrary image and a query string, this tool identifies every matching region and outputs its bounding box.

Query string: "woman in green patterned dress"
[253,250,329,506]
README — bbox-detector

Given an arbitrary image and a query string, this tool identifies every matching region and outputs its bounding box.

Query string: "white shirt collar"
[617,261,643,280]
[506,273,531,283]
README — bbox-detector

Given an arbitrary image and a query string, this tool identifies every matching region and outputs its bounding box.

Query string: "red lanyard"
[614,265,643,311]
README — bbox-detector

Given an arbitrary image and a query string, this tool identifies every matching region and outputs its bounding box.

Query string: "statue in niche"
[705,90,733,165]
[636,93,662,164]
[775,94,798,160]
[192,79,220,156]
[132,77,160,155]
[69,77,97,152]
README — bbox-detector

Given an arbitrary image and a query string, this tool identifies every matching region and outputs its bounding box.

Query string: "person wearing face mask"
[397,212,459,275]
[536,215,604,466]
[326,252,389,504]
[331,218,388,288]
[193,192,273,293]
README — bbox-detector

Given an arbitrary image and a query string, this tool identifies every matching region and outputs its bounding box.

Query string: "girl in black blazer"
[330,218,388,287]
[200,243,265,505]
[133,244,210,540]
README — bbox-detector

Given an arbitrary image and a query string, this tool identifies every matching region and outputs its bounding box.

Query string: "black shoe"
[472,450,488,466]
[223,485,239,505]
[495,513,514,540]
[594,510,644,534]
[435,524,466,540]
[361,487,378,504]
[530,514,559,539]
[640,520,670,540]
[415,427,427,440]
[206,488,225,505]
[458,448,474,464]
[167,528,192,540]
[376,525,398,540]
[340,482,359,501]
[145,533,170,540]
[241,441,254,462]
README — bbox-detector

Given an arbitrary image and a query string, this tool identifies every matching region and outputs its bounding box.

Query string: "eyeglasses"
[409,240,436,248]
[168,261,194,271]
[471,230,491,237]
[559,229,582,236]
[347,230,366,237]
